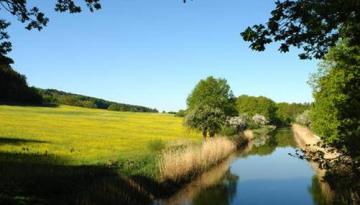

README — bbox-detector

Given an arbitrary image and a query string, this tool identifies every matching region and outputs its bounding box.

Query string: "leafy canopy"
[185,76,237,137]
[309,40,360,156]
[236,95,277,123]
[241,0,360,59]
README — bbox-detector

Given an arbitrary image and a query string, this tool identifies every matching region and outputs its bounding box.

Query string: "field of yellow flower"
[0,105,200,165]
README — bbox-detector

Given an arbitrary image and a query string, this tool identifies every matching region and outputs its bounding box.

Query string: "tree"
[0,63,42,104]
[236,95,277,123]
[276,102,310,125]
[0,0,101,63]
[185,76,237,140]
[309,40,360,157]
[241,0,360,59]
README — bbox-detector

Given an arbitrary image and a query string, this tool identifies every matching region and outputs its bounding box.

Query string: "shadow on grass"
[0,151,160,205]
[0,102,59,107]
[0,137,49,146]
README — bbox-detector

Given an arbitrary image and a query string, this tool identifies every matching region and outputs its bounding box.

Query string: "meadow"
[0,105,200,165]
[0,105,240,204]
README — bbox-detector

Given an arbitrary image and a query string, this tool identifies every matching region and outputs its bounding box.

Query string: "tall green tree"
[241,0,360,59]
[185,76,237,140]
[309,41,360,157]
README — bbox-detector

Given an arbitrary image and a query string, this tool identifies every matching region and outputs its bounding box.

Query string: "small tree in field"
[185,76,237,140]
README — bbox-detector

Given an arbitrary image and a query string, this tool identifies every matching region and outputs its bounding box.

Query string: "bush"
[175,109,186,117]
[295,110,311,127]
[252,114,268,126]
[147,139,165,152]
[220,126,238,136]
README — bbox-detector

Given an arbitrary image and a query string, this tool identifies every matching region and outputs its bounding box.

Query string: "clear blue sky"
[7,0,318,111]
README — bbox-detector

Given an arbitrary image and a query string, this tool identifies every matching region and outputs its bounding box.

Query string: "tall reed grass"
[159,137,236,182]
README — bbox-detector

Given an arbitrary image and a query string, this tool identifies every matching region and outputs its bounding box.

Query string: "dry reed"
[159,137,236,182]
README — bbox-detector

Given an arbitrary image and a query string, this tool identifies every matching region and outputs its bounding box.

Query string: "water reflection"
[157,128,334,205]
[309,176,333,205]
[192,170,238,205]
[156,156,238,205]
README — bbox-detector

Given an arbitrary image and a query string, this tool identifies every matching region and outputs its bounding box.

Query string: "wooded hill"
[37,88,158,113]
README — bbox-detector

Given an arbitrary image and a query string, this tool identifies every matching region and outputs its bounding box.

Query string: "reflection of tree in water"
[192,170,239,205]
[244,128,297,157]
[308,176,333,205]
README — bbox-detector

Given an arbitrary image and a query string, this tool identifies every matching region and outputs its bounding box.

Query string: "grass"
[0,105,241,204]
[0,105,201,166]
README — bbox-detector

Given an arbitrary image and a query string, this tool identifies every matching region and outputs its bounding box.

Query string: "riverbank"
[291,123,335,203]
[292,124,360,204]
[292,123,339,159]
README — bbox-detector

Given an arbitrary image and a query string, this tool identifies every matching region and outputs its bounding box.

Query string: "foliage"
[252,114,268,126]
[185,76,237,138]
[309,41,360,157]
[236,95,277,123]
[187,76,237,116]
[0,64,43,104]
[220,126,238,137]
[0,0,101,62]
[275,102,310,125]
[241,0,360,59]
[147,139,166,152]
[185,105,226,138]
[38,88,158,113]
[227,115,247,134]
[295,110,311,127]
[175,109,186,117]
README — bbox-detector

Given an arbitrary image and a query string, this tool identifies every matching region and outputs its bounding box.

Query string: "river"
[155,128,333,205]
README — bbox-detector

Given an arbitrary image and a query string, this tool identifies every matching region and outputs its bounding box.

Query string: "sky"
[7,0,318,111]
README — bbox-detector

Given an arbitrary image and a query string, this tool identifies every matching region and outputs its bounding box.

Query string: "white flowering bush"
[228,115,247,131]
[252,114,268,126]
[295,110,311,127]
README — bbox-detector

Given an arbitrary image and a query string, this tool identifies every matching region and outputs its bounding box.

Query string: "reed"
[159,137,235,182]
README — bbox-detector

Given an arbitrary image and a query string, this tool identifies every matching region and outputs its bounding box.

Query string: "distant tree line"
[183,76,310,140]
[37,88,158,113]
[0,58,157,113]
[235,95,309,127]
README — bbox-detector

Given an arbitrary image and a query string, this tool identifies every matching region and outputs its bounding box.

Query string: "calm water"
[156,128,332,205]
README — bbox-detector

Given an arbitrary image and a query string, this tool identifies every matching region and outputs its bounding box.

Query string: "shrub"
[295,110,311,127]
[147,139,165,152]
[252,114,268,126]
[220,126,238,136]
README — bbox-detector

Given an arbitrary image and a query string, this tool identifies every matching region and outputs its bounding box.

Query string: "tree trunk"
[202,128,207,142]
[209,129,215,138]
